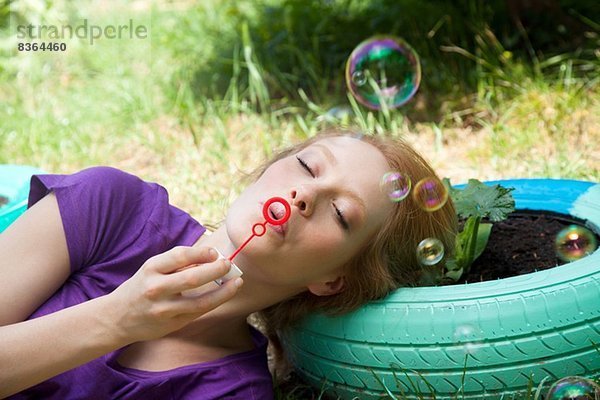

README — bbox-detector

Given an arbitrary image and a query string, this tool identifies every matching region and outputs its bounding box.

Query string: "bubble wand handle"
[228,223,266,262]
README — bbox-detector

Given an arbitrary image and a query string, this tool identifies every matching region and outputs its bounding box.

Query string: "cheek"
[295,228,350,264]
[226,194,260,245]
[309,230,341,250]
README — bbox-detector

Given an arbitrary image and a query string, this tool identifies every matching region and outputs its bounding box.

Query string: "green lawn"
[1,0,599,398]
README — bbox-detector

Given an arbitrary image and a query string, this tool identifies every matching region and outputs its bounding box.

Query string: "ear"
[307,275,345,296]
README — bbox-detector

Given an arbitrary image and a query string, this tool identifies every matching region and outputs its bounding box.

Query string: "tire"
[0,165,46,233]
[282,179,600,399]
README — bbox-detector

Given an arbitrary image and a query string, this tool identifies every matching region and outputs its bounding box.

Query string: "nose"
[290,184,317,217]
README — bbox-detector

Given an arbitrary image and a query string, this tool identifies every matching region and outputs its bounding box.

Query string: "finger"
[148,246,219,274]
[164,258,232,295]
[177,277,243,316]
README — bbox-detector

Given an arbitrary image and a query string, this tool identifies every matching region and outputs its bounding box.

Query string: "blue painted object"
[0,165,46,233]
[283,178,600,400]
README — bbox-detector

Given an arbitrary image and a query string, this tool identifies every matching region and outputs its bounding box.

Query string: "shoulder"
[30,166,165,225]
[30,166,160,206]
[69,166,158,196]
[27,166,175,273]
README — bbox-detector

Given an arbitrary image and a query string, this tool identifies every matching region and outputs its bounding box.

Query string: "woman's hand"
[0,244,242,397]
[108,246,243,343]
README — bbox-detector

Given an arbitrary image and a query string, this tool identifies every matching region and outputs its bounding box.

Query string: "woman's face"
[226,136,393,291]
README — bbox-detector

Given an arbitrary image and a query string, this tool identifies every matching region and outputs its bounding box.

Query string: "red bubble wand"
[228,196,292,262]
[188,196,292,289]
[182,196,292,292]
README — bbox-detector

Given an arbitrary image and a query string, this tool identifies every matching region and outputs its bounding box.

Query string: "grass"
[0,0,599,398]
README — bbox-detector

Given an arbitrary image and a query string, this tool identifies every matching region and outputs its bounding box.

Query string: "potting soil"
[459,211,599,283]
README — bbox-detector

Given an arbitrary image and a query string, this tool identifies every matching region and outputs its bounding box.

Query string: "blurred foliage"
[170,0,599,121]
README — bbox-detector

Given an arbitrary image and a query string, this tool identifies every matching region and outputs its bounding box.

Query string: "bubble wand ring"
[228,197,291,262]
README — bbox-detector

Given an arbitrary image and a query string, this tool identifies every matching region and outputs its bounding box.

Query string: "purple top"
[9,166,273,400]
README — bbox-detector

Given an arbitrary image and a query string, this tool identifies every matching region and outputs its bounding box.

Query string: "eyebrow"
[311,143,367,227]
[313,143,338,166]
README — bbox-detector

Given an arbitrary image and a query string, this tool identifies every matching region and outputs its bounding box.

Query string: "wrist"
[92,293,137,348]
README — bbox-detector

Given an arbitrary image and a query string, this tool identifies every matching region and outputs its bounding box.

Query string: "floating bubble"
[345,36,421,110]
[412,177,448,212]
[318,105,355,124]
[546,376,600,400]
[416,238,444,266]
[555,225,598,262]
[453,324,482,355]
[380,172,411,202]
[351,71,367,87]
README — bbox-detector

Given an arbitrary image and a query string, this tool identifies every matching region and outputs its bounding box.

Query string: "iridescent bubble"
[555,225,598,262]
[324,105,354,121]
[546,376,600,400]
[416,238,444,266]
[453,324,482,355]
[380,171,411,202]
[351,71,367,87]
[345,36,421,110]
[412,177,448,212]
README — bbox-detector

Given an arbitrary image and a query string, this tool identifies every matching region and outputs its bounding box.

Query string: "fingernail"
[233,277,243,288]
[208,247,217,259]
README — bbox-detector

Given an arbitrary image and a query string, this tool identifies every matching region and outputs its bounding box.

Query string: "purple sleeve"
[27,166,162,273]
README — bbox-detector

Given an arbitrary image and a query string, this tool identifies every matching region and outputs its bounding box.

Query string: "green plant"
[433,179,516,285]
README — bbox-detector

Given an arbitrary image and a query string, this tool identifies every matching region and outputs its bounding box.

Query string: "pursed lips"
[265,201,288,236]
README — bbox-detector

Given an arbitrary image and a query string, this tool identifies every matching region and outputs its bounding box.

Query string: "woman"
[0,130,457,399]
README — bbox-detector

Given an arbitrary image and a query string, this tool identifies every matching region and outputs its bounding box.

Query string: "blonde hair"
[251,129,457,359]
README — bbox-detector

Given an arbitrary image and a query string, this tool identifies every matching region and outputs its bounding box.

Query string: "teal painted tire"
[282,179,600,399]
[0,165,46,233]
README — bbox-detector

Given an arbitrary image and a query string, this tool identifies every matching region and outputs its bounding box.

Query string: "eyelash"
[296,156,349,231]
[334,205,350,231]
[296,156,315,178]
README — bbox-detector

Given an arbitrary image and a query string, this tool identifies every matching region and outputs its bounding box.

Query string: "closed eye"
[296,156,315,178]
[297,155,348,231]
[334,204,350,231]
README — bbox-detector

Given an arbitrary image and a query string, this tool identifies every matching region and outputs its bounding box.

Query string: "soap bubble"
[345,36,421,110]
[351,71,367,87]
[380,171,411,202]
[546,376,600,400]
[555,225,598,262]
[412,177,448,212]
[318,105,354,125]
[323,105,354,122]
[416,238,444,266]
[453,324,482,355]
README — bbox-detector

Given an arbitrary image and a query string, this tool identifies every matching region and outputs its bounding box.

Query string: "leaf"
[442,219,491,283]
[438,179,515,285]
[473,223,492,260]
[441,251,465,284]
[419,266,444,286]
[444,178,515,222]
[442,264,464,284]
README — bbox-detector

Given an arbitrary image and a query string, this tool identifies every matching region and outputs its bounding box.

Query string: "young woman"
[0,131,457,399]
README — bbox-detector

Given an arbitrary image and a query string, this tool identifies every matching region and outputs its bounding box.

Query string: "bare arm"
[0,193,70,326]
[0,293,130,396]
[0,193,242,397]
